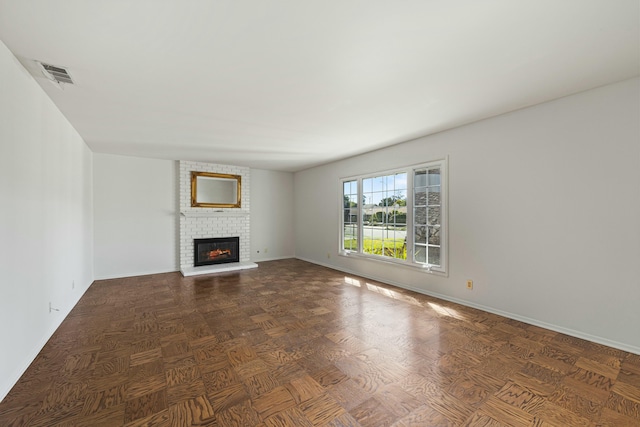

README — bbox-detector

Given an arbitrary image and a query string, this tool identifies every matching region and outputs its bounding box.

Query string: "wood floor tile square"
[612,380,640,403]
[124,408,170,427]
[548,385,602,421]
[351,396,396,427]
[575,356,621,379]
[394,406,451,427]
[81,385,126,416]
[244,371,281,398]
[227,345,258,367]
[479,396,535,426]
[253,385,296,419]
[202,366,240,393]
[124,390,168,424]
[126,374,167,400]
[166,379,206,406]
[310,365,348,388]
[286,375,325,404]
[605,391,640,420]
[618,363,640,388]
[168,395,215,426]
[73,403,127,427]
[235,358,270,380]
[216,399,261,426]
[165,365,200,387]
[563,367,615,402]
[495,381,545,411]
[300,393,346,426]
[263,406,314,427]
[206,383,250,412]
[598,407,640,427]
[529,400,592,427]
[130,348,163,366]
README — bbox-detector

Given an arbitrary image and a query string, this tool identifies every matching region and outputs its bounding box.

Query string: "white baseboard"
[295,257,640,356]
[253,255,295,263]
[94,268,179,281]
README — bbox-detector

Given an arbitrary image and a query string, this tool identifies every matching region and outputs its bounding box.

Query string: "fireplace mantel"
[180,210,249,218]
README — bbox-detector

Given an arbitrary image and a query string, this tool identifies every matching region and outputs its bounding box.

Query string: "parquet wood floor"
[1,259,639,426]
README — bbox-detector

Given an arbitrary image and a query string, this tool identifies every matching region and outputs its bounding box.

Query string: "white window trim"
[339,158,448,276]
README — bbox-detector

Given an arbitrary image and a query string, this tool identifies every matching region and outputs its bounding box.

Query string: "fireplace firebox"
[194,237,240,267]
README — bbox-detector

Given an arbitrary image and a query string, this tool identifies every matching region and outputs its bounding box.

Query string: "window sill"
[339,250,448,277]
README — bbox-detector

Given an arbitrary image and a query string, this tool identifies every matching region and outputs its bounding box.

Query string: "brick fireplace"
[179,161,256,276]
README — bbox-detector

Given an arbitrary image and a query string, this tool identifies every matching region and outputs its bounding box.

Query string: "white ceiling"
[0,1,638,171]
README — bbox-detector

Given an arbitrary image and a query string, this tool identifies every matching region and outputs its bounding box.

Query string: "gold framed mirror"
[191,171,241,208]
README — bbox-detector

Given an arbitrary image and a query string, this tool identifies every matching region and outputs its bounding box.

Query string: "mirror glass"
[191,172,241,208]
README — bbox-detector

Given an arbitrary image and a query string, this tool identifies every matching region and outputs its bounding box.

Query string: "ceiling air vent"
[38,61,74,85]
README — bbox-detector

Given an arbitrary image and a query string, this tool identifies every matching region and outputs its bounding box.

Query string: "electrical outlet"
[327,252,331,259]
[466,280,473,290]
[264,248,268,253]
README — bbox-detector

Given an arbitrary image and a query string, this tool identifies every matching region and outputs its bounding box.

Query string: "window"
[340,160,447,274]
[413,167,442,266]
[342,180,358,251]
[362,172,407,260]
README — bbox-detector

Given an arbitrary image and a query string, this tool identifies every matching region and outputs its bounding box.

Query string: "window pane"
[358,173,409,260]
[343,224,357,249]
[428,246,441,265]
[363,236,376,255]
[363,225,374,242]
[372,191,384,206]
[414,245,426,263]
[428,169,441,186]
[395,172,408,188]
[363,178,372,193]
[428,226,440,245]
[342,180,358,252]
[415,206,427,226]
[385,174,395,189]
[373,176,384,192]
[391,210,406,227]
[414,187,426,207]
[414,170,427,187]
[427,206,440,226]
[428,187,440,206]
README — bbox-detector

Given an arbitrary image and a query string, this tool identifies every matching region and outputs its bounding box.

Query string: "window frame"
[339,158,448,276]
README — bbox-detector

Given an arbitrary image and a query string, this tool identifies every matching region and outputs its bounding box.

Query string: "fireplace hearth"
[194,237,240,267]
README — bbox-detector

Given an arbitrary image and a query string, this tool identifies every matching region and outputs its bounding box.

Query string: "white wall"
[93,154,178,279]
[0,41,94,401]
[250,169,295,261]
[294,77,640,353]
